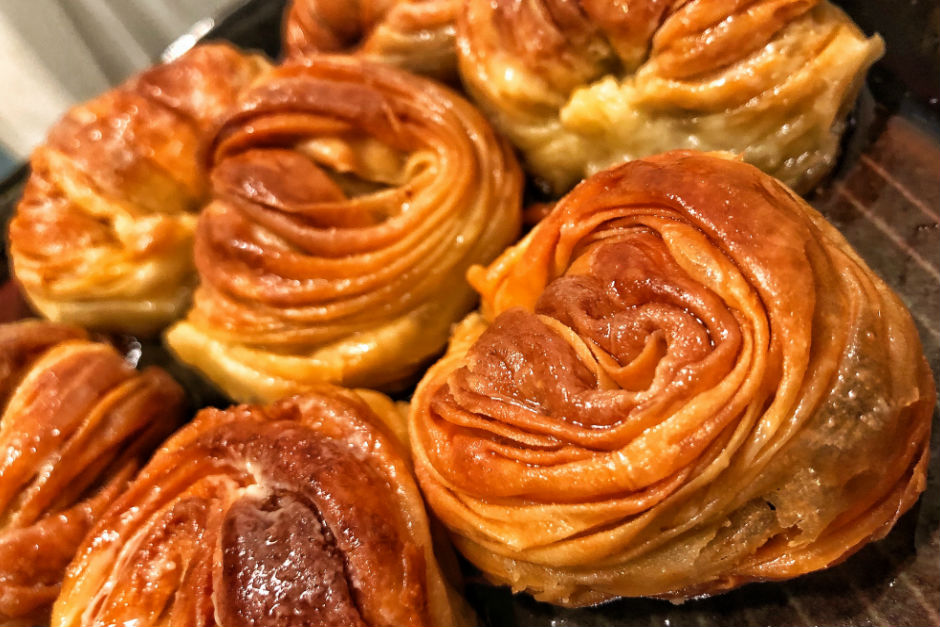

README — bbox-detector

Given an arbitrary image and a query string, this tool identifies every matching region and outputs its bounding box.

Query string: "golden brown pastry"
[283,0,459,80]
[165,56,522,402]
[0,320,185,624]
[8,44,270,335]
[410,151,935,606]
[457,0,884,194]
[52,388,471,627]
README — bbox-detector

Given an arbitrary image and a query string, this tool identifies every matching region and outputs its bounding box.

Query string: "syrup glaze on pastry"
[166,55,522,402]
[457,0,884,195]
[0,320,185,624]
[52,388,470,627]
[410,151,935,606]
[284,0,459,80]
[8,44,270,335]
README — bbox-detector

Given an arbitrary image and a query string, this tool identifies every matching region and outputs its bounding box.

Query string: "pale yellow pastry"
[457,0,884,194]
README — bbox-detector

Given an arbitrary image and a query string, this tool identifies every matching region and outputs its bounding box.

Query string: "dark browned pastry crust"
[52,388,469,627]
[0,320,185,624]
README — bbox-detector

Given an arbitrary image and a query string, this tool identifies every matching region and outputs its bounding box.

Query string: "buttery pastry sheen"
[8,44,269,335]
[166,55,522,402]
[410,151,935,606]
[51,389,470,627]
[457,0,884,194]
[283,0,459,80]
[0,320,185,624]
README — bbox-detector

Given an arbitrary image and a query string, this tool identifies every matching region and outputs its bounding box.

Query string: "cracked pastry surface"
[409,151,934,606]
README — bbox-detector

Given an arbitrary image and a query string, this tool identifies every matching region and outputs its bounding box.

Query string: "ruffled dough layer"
[284,0,459,80]
[458,0,883,194]
[166,56,521,402]
[0,320,184,623]
[410,151,934,606]
[9,44,269,335]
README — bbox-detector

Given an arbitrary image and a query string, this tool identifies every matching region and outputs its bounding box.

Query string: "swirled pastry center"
[410,152,934,606]
[57,400,443,627]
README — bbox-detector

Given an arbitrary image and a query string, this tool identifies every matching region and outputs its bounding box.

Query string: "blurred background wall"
[0,0,241,177]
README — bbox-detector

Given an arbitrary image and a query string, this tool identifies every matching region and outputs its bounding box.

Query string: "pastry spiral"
[284,0,459,80]
[410,151,935,606]
[0,320,185,624]
[457,0,884,194]
[52,388,470,627]
[166,56,522,402]
[8,44,269,335]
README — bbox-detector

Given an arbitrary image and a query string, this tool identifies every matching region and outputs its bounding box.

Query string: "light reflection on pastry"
[0,320,185,624]
[8,44,270,335]
[409,151,934,606]
[284,0,459,80]
[457,0,884,195]
[51,388,471,627]
[165,56,522,403]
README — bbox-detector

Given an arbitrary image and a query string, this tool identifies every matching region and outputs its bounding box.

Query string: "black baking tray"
[1,1,938,625]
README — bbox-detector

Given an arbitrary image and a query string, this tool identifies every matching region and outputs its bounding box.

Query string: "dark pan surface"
[1,1,937,625]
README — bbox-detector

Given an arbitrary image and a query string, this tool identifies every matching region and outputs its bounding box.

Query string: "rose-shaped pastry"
[166,56,521,402]
[51,388,471,627]
[457,0,884,194]
[9,44,269,335]
[0,320,185,624]
[410,151,934,606]
[283,0,459,80]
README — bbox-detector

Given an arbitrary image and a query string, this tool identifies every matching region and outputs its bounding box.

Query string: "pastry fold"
[9,44,269,335]
[166,56,522,402]
[409,151,935,606]
[52,388,470,627]
[457,0,883,194]
[0,320,185,624]
[284,0,459,80]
